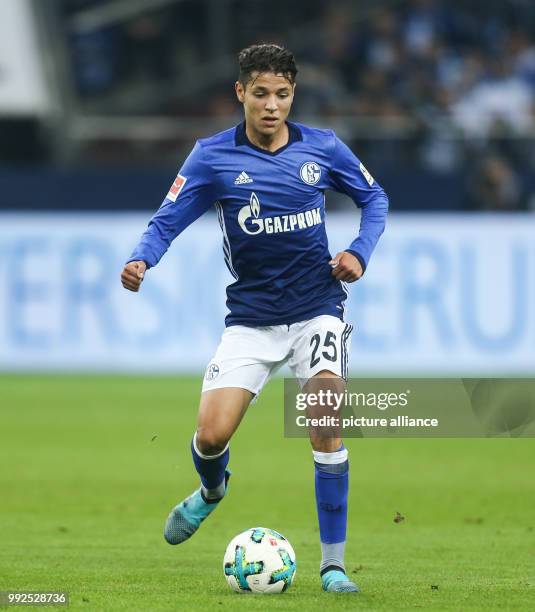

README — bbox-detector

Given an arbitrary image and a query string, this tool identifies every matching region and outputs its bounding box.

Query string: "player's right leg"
[164,387,253,545]
[164,323,286,544]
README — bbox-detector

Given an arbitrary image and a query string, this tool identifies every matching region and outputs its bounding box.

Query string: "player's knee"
[195,428,229,456]
[309,436,343,453]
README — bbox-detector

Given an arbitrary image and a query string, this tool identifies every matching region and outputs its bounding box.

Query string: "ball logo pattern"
[223,527,297,594]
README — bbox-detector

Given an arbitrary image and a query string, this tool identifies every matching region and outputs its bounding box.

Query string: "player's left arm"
[326,134,389,282]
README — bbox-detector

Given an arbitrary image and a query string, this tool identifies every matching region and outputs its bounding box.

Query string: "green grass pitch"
[1,375,534,610]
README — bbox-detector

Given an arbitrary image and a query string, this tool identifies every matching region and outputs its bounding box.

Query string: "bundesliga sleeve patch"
[359,162,374,186]
[166,174,187,202]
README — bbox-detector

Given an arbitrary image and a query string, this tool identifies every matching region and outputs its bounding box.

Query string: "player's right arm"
[121,141,215,291]
[121,260,146,292]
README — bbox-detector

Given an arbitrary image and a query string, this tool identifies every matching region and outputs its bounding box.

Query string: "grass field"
[1,376,534,610]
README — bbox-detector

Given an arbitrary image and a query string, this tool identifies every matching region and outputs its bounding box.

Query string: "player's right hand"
[121,260,147,292]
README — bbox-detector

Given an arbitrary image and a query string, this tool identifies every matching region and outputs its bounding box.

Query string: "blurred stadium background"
[1,0,534,374]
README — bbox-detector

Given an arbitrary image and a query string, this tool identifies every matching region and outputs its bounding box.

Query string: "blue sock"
[191,433,229,500]
[313,445,349,573]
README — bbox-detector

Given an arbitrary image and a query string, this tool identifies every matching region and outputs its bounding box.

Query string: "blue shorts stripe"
[341,324,352,380]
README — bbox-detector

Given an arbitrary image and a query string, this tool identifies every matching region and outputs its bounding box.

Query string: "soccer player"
[121,44,388,593]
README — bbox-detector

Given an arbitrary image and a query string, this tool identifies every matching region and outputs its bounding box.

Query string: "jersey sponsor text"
[238,192,322,236]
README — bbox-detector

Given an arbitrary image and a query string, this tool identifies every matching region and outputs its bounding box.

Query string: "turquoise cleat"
[321,569,360,593]
[164,470,230,545]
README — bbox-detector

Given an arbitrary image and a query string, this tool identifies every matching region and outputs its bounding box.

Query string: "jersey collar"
[235,121,302,156]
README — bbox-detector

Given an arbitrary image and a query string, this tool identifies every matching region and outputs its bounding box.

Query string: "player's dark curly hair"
[238,44,298,87]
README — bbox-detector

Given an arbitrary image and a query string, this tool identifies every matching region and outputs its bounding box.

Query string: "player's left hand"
[329,251,363,282]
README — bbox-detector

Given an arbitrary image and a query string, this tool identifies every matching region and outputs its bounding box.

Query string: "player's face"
[235,72,295,138]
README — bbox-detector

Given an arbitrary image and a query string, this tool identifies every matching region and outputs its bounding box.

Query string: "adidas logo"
[234,171,253,185]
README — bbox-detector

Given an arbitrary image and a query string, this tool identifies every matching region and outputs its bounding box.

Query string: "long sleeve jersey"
[128,121,389,327]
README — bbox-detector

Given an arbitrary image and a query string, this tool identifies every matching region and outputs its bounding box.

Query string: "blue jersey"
[128,121,388,327]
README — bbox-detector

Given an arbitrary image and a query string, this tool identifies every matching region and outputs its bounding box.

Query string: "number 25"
[310,331,337,368]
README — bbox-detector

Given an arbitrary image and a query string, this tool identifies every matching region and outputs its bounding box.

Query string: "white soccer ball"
[223,527,297,594]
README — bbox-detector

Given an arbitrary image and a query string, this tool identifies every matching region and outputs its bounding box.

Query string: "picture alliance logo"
[238,192,323,236]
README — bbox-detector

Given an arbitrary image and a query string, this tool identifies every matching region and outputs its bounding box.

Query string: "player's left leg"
[306,371,359,593]
[288,315,358,592]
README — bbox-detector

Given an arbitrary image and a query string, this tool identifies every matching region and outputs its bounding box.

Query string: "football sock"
[320,544,347,575]
[313,445,349,573]
[191,432,230,502]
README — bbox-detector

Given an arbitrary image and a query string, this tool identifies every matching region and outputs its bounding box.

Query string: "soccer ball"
[223,527,297,594]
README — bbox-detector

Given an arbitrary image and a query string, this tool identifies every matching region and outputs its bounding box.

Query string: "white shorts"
[202,315,353,396]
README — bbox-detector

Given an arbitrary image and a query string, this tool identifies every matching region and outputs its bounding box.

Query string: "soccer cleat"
[321,569,360,593]
[164,470,230,545]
